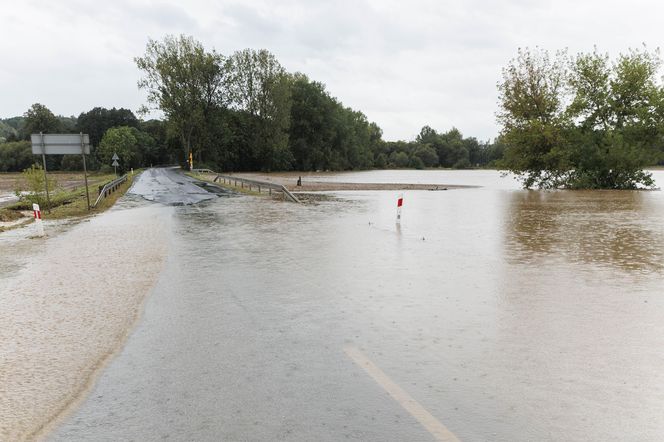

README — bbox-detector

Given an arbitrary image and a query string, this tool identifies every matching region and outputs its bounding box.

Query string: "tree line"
[0,97,502,174]
[0,104,172,173]
[0,34,503,174]
[132,35,502,172]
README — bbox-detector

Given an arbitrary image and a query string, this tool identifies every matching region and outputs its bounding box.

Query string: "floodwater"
[0,193,172,440]
[4,168,664,441]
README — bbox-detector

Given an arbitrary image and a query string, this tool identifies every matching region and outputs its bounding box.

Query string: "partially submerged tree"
[497,48,571,188]
[498,46,664,189]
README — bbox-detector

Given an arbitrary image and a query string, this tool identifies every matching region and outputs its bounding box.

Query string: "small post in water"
[33,203,44,237]
[396,193,403,224]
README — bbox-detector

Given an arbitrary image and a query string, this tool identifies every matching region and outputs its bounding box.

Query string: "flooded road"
[37,170,664,441]
[0,196,171,440]
[128,167,223,205]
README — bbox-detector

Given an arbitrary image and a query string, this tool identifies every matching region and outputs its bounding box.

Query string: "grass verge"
[0,171,141,231]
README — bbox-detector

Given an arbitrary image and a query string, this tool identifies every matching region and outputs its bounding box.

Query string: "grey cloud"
[3,0,664,141]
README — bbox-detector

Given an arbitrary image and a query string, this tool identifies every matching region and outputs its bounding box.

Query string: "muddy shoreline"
[217,172,479,192]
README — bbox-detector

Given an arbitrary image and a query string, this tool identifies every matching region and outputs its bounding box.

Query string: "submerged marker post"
[396,193,403,224]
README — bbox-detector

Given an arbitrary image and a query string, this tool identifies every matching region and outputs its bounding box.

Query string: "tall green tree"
[135,35,226,165]
[98,126,139,172]
[227,49,293,170]
[288,74,336,170]
[497,48,571,188]
[22,103,62,137]
[77,107,139,147]
[566,49,662,187]
[0,141,33,172]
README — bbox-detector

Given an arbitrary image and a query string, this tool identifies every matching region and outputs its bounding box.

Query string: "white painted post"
[396,193,403,224]
[33,203,44,237]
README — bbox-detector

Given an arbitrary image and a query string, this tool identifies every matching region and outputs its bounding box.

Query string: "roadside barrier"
[213,174,300,203]
[93,174,128,208]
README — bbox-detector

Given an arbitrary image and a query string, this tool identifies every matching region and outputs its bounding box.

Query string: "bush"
[390,151,410,168]
[15,163,57,207]
[99,164,114,174]
[0,141,33,172]
[60,155,84,171]
[408,155,425,169]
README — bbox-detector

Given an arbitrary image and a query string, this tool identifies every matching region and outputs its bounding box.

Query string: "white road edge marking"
[344,345,460,442]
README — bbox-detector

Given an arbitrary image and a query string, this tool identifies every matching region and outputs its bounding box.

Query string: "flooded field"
[44,169,664,441]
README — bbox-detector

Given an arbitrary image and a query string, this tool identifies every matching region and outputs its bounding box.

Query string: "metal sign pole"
[80,132,90,210]
[40,132,52,213]
[111,153,119,176]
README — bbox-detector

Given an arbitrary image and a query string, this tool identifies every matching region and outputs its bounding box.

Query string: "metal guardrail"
[93,174,128,208]
[213,174,300,203]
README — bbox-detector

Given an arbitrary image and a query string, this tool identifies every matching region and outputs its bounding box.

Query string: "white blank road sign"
[31,134,91,155]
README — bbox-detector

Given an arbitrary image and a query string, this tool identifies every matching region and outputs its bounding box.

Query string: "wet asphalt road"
[50,171,436,441]
[128,167,222,205]
[49,169,664,441]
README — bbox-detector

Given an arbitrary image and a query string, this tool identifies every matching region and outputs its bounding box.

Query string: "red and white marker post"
[33,203,44,237]
[396,193,403,224]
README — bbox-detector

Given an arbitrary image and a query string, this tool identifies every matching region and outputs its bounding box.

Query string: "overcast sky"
[1,0,662,141]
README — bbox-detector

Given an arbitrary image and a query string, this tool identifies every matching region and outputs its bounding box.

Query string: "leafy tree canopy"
[23,103,62,137]
[498,46,664,189]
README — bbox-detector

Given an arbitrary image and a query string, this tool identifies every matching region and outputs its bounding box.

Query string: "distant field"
[0,172,90,193]
[0,172,119,211]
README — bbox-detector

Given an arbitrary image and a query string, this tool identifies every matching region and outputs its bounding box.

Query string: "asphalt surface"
[128,167,224,205]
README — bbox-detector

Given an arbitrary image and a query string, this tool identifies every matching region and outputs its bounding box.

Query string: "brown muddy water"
[0,195,172,440]
[3,169,664,441]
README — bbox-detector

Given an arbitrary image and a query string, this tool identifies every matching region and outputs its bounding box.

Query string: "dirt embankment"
[220,172,478,192]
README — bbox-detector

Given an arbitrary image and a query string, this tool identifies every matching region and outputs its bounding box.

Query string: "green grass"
[0,171,141,226]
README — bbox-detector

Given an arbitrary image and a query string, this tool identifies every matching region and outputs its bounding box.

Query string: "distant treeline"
[1,35,504,173]
[0,105,502,174]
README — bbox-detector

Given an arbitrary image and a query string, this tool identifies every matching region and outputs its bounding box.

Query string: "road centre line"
[343,345,460,442]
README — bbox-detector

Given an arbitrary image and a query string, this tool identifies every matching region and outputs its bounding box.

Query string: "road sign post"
[31,133,92,212]
[39,132,52,213]
[112,153,120,176]
[80,132,90,210]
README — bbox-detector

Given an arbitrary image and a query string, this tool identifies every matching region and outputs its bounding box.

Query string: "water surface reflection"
[504,190,664,273]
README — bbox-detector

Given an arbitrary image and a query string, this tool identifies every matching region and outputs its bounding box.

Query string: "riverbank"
[222,171,478,191]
